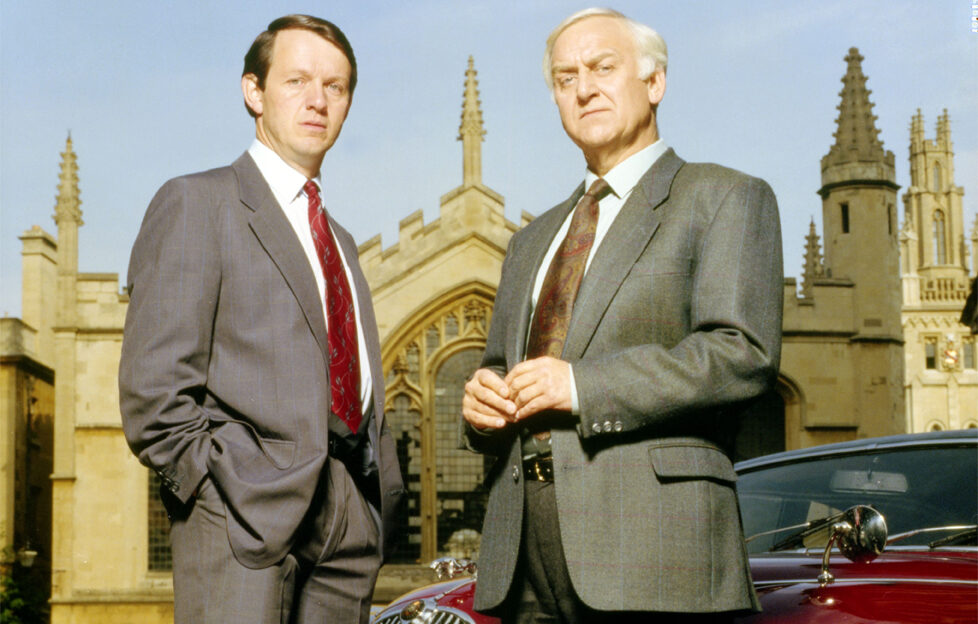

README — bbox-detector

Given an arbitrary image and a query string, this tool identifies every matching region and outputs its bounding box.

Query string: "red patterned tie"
[527,178,611,358]
[305,180,362,434]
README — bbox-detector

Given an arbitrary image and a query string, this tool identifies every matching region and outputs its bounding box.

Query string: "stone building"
[1,52,974,622]
[900,110,978,430]
[777,48,908,453]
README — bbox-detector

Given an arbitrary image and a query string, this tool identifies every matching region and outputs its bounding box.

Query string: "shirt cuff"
[569,363,580,415]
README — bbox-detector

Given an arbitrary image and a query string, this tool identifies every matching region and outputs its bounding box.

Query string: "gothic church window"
[841,203,850,233]
[963,338,976,370]
[932,162,942,192]
[382,290,494,562]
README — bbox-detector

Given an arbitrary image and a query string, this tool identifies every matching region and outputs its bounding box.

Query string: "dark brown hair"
[242,15,357,117]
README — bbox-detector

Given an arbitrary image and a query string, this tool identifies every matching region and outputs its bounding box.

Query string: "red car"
[372,430,978,623]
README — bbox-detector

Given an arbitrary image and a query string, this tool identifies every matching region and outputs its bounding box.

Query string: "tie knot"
[585,178,611,201]
[303,180,320,201]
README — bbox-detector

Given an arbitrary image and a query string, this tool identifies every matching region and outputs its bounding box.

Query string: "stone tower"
[900,110,977,430]
[816,47,904,432]
[902,109,970,291]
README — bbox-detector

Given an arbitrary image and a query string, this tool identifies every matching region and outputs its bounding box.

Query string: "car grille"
[373,608,474,624]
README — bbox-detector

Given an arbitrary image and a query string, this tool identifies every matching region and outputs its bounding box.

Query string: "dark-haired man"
[119,15,403,623]
[462,7,782,623]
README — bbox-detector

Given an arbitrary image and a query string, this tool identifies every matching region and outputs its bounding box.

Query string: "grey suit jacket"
[463,149,781,613]
[119,152,404,569]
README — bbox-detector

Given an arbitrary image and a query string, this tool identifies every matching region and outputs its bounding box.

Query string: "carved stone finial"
[458,56,486,186]
[801,218,825,298]
[392,354,409,376]
[53,133,83,227]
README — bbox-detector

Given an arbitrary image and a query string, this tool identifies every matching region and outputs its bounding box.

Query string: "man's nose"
[576,71,598,101]
[306,84,328,112]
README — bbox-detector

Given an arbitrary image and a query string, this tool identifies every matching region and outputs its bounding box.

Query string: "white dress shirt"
[529,139,669,412]
[248,139,372,411]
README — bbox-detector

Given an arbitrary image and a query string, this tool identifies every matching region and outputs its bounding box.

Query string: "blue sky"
[2,1,976,317]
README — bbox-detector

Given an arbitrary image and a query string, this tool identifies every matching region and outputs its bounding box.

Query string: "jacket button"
[591,422,602,433]
[512,466,520,482]
[613,421,623,432]
[602,420,613,432]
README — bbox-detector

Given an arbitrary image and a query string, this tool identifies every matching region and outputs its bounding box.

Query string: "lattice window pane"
[388,394,422,562]
[433,348,487,559]
[148,472,172,571]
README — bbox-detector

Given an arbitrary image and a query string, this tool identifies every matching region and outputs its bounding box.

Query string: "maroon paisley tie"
[527,178,611,359]
[305,180,362,434]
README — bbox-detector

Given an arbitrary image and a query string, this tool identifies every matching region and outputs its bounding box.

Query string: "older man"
[462,8,782,622]
[119,15,403,623]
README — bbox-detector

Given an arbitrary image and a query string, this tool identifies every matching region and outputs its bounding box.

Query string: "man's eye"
[596,64,613,74]
[557,75,576,87]
[287,78,304,86]
[327,83,346,95]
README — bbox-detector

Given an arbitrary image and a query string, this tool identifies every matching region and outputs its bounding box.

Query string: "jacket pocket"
[648,441,737,484]
[210,419,296,470]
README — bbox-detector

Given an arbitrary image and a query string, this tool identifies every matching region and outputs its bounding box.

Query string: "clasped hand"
[462,357,571,430]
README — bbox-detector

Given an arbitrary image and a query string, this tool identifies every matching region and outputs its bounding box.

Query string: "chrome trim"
[754,577,978,588]
[372,599,477,624]
[888,524,977,544]
[735,431,976,474]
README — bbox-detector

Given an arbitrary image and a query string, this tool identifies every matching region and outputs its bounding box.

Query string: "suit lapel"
[233,153,330,361]
[563,149,684,360]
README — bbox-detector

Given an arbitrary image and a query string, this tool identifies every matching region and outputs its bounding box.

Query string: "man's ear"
[242,73,263,116]
[647,68,666,107]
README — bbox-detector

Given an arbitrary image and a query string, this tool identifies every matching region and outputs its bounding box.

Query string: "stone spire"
[910,108,925,153]
[458,56,486,187]
[801,218,825,297]
[822,47,892,169]
[936,108,951,148]
[53,133,84,227]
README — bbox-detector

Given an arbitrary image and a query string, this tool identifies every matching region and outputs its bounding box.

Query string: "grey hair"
[542,8,668,92]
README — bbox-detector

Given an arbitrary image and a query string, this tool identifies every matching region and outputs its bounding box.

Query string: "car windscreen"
[737,444,978,553]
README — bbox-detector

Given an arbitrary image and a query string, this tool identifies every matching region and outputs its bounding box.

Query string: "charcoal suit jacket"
[463,149,782,613]
[119,152,404,569]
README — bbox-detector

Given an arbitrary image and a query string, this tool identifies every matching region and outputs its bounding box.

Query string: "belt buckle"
[534,460,547,481]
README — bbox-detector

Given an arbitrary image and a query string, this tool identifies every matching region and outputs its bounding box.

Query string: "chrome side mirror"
[818,505,887,585]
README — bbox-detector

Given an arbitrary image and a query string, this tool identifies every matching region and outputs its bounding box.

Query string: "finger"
[466,382,517,417]
[462,401,509,430]
[503,359,540,387]
[473,368,510,399]
[464,375,517,417]
[515,394,558,419]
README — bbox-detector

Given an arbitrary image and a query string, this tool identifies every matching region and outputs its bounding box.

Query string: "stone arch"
[778,373,805,452]
[380,281,496,562]
[732,374,798,462]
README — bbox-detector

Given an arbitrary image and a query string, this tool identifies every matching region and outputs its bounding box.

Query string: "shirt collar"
[248,139,321,207]
[585,139,668,199]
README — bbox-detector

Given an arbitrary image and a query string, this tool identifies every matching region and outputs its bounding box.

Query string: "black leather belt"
[523,455,554,482]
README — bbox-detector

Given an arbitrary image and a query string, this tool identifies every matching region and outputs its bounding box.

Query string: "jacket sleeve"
[118,177,219,503]
[573,174,783,439]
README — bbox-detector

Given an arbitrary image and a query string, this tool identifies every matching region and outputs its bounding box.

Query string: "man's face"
[242,28,352,178]
[550,16,664,174]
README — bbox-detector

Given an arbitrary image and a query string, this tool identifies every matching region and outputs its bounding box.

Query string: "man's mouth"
[580,108,608,119]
